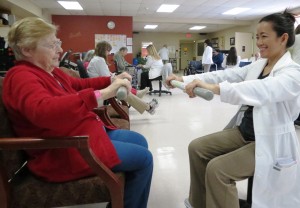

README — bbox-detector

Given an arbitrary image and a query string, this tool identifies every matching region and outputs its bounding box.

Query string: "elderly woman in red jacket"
[3,17,153,208]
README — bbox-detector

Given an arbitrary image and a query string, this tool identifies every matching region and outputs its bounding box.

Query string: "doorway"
[179,41,195,70]
[235,32,253,60]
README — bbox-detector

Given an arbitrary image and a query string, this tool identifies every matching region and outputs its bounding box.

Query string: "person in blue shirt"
[210,49,224,71]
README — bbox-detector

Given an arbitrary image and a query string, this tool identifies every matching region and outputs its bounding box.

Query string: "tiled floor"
[63,78,300,208]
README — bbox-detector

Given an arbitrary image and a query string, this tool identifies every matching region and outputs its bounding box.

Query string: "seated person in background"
[210,49,224,71]
[82,49,94,69]
[114,47,132,73]
[222,46,241,68]
[4,17,153,208]
[249,51,261,62]
[138,44,164,91]
[137,52,147,65]
[135,52,146,87]
[88,41,158,115]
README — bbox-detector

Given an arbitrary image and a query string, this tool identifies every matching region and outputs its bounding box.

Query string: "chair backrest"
[0,77,27,182]
[114,61,119,74]
[239,61,252,67]
[59,67,80,78]
[59,49,72,67]
[189,61,202,70]
[76,60,89,78]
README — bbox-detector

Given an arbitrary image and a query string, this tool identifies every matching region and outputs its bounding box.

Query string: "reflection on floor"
[61,79,300,208]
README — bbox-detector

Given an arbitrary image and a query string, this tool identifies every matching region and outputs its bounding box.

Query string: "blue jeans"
[107,129,153,208]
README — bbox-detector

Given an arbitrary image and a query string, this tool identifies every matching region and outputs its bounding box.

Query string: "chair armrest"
[108,98,129,121]
[0,136,89,150]
[0,136,124,192]
[93,107,117,128]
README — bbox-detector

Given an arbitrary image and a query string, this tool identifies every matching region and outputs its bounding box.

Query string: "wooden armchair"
[0,77,125,208]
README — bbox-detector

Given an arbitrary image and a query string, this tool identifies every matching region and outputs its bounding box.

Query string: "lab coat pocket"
[269,157,297,195]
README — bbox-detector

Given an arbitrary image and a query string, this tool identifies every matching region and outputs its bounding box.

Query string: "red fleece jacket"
[2,61,120,182]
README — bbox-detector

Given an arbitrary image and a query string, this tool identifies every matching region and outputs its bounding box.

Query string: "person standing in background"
[114,47,131,73]
[158,44,169,64]
[202,39,213,72]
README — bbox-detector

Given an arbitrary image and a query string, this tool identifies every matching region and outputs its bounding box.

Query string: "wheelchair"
[184,60,203,75]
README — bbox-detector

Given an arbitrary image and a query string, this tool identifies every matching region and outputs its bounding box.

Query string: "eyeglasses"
[42,40,62,50]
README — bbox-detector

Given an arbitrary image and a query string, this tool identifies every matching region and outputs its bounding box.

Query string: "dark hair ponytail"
[259,9,296,48]
[204,39,212,47]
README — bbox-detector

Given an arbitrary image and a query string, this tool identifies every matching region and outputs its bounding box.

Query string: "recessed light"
[144,25,158,29]
[222,7,250,15]
[157,4,179,13]
[189,26,206,30]
[57,1,83,10]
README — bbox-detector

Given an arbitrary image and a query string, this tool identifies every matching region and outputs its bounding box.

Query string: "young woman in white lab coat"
[167,10,300,208]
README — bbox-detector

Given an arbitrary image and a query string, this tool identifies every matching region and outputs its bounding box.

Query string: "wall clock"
[107,21,115,29]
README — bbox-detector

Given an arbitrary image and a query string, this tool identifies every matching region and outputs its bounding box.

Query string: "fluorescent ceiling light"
[189,26,206,30]
[144,25,158,29]
[157,4,179,13]
[57,1,83,10]
[222,7,250,15]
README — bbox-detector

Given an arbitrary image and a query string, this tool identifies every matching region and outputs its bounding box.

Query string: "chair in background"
[239,61,252,67]
[148,63,172,97]
[114,61,121,75]
[76,60,89,78]
[0,77,125,208]
[209,63,219,72]
[59,49,72,68]
[184,61,203,75]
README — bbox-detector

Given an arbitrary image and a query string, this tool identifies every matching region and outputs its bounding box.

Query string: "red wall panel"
[52,15,133,70]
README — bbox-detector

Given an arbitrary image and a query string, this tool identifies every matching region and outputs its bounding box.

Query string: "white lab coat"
[202,46,213,64]
[183,51,300,208]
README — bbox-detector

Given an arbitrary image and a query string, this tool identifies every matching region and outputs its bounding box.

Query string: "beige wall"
[132,32,207,58]
[132,21,260,60]
[210,20,258,52]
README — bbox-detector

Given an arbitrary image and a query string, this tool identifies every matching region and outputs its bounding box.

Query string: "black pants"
[140,71,152,90]
[295,114,300,125]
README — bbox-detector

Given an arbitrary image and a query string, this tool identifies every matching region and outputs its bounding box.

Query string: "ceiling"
[3,0,300,33]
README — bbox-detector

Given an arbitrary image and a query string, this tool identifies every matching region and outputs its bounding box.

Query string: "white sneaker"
[136,87,150,98]
[184,198,193,208]
[146,98,159,115]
